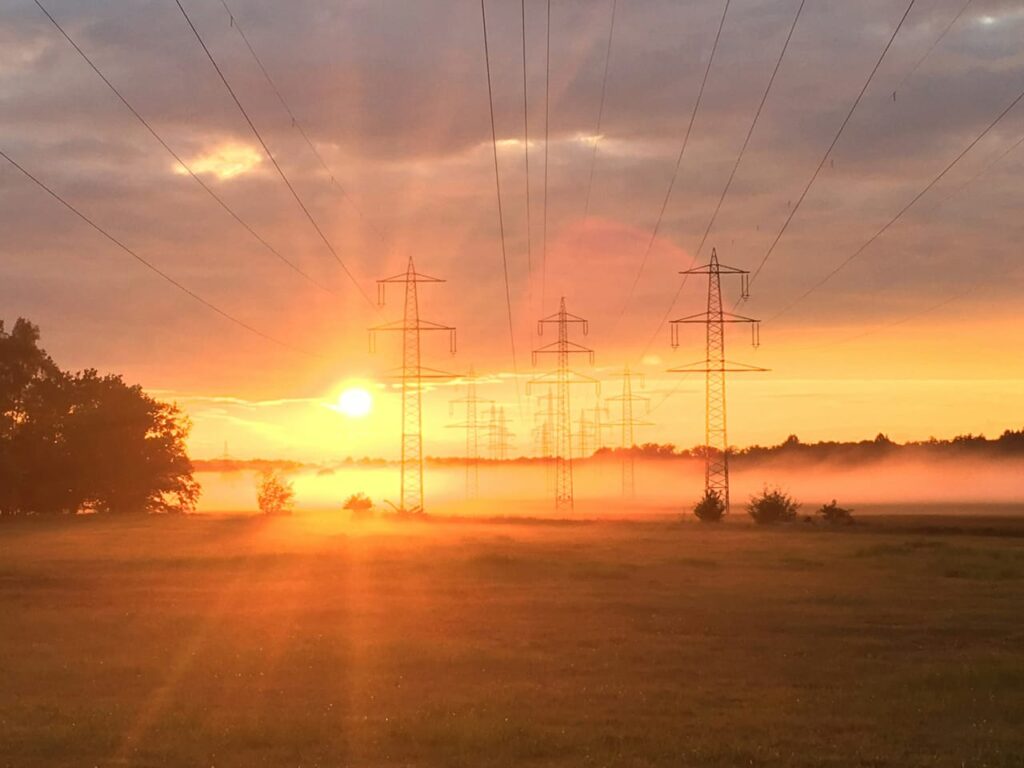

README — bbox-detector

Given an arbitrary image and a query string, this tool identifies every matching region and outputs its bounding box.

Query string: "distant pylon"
[448,368,492,499]
[532,390,555,458]
[607,366,652,498]
[533,390,556,495]
[669,248,764,511]
[577,405,611,457]
[585,405,612,452]
[528,297,597,512]
[487,404,515,460]
[577,409,591,457]
[369,257,456,515]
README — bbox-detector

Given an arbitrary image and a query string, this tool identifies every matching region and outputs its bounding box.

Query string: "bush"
[747,486,800,525]
[257,470,294,516]
[818,499,854,524]
[344,492,374,519]
[693,489,725,523]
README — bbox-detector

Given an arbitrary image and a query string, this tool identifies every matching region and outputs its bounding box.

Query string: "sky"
[1,0,1023,461]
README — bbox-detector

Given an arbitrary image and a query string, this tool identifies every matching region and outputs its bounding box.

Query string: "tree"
[748,486,800,525]
[693,489,725,523]
[818,499,854,524]
[0,318,198,515]
[344,492,374,519]
[257,470,295,516]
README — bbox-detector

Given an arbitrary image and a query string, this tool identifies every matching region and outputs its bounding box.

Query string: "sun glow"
[336,387,373,418]
[173,141,262,180]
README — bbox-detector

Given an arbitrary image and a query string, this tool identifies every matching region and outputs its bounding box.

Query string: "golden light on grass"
[173,141,262,180]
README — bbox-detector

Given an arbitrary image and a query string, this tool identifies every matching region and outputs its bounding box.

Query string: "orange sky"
[2,0,1023,461]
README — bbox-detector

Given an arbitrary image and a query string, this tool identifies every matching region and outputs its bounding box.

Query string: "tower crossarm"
[667,359,768,374]
[368,320,456,354]
[526,369,600,394]
[531,339,596,364]
[537,311,589,331]
[670,311,759,324]
[680,263,749,276]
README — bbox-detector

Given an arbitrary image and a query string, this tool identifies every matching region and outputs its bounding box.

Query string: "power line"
[520,0,533,283]
[726,119,1024,355]
[616,0,732,324]
[815,129,1024,348]
[639,0,805,362]
[892,0,975,99]
[768,81,1024,321]
[748,0,918,288]
[173,0,374,309]
[480,0,522,406]
[542,0,552,314]
[579,0,618,224]
[32,0,335,297]
[215,0,390,247]
[694,0,806,260]
[0,147,319,358]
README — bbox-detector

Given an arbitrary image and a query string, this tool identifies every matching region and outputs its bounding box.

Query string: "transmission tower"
[532,390,555,458]
[577,409,592,457]
[533,390,556,496]
[528,297,597,512]
[448,368,492,499]
[669,248,764,511]
[369,256,456,515]
[577,405,611,457]
[487,405,515,460]
[586,405,612,452]
[607,366,652,498]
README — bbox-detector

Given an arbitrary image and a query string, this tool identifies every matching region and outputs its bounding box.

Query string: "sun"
[336,387,373,418]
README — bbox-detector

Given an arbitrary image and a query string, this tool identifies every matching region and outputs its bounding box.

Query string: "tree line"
[592,430,1024,465]
[0,318,197,515]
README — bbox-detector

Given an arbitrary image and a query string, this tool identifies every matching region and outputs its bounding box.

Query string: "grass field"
[2,513,1023,767]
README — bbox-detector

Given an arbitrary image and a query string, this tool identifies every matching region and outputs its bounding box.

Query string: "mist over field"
[195,454,1024,515]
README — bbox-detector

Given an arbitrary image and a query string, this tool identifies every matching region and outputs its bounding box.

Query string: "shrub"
[344,492,374,519]
[257,470,295,516]
[747,486,799,525]
[693,489,726,523]
[818,499,854,524]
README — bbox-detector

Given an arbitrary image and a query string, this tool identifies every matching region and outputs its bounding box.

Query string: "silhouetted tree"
[344,492,373,519]
[818,499,854,524]
[693,489,725,523]
[748,486,800,525]
[0,319,198,515]
[257,470,295,516]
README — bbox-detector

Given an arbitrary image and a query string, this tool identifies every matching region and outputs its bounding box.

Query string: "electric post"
[369,257,456,515]
[668,248,764,511]
[607,366,652,498]
[448,368,492,499]
[528,297,597,512]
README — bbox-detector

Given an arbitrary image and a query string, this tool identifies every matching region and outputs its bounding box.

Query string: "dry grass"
[1,513,1022,767]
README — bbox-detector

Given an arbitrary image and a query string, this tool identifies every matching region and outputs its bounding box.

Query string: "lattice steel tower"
[669,249,763,510]
[528,297,597,512]
[487,405,515,460]
[577,409,592,458]
[369,257,456,515]
[532,391,555,458]
[607,366,652,498]
[448,368,491,499]
[577,405,611,457]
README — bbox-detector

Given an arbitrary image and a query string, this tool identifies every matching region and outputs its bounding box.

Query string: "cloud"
[1,0,1022,412]
[173,141,262,180]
